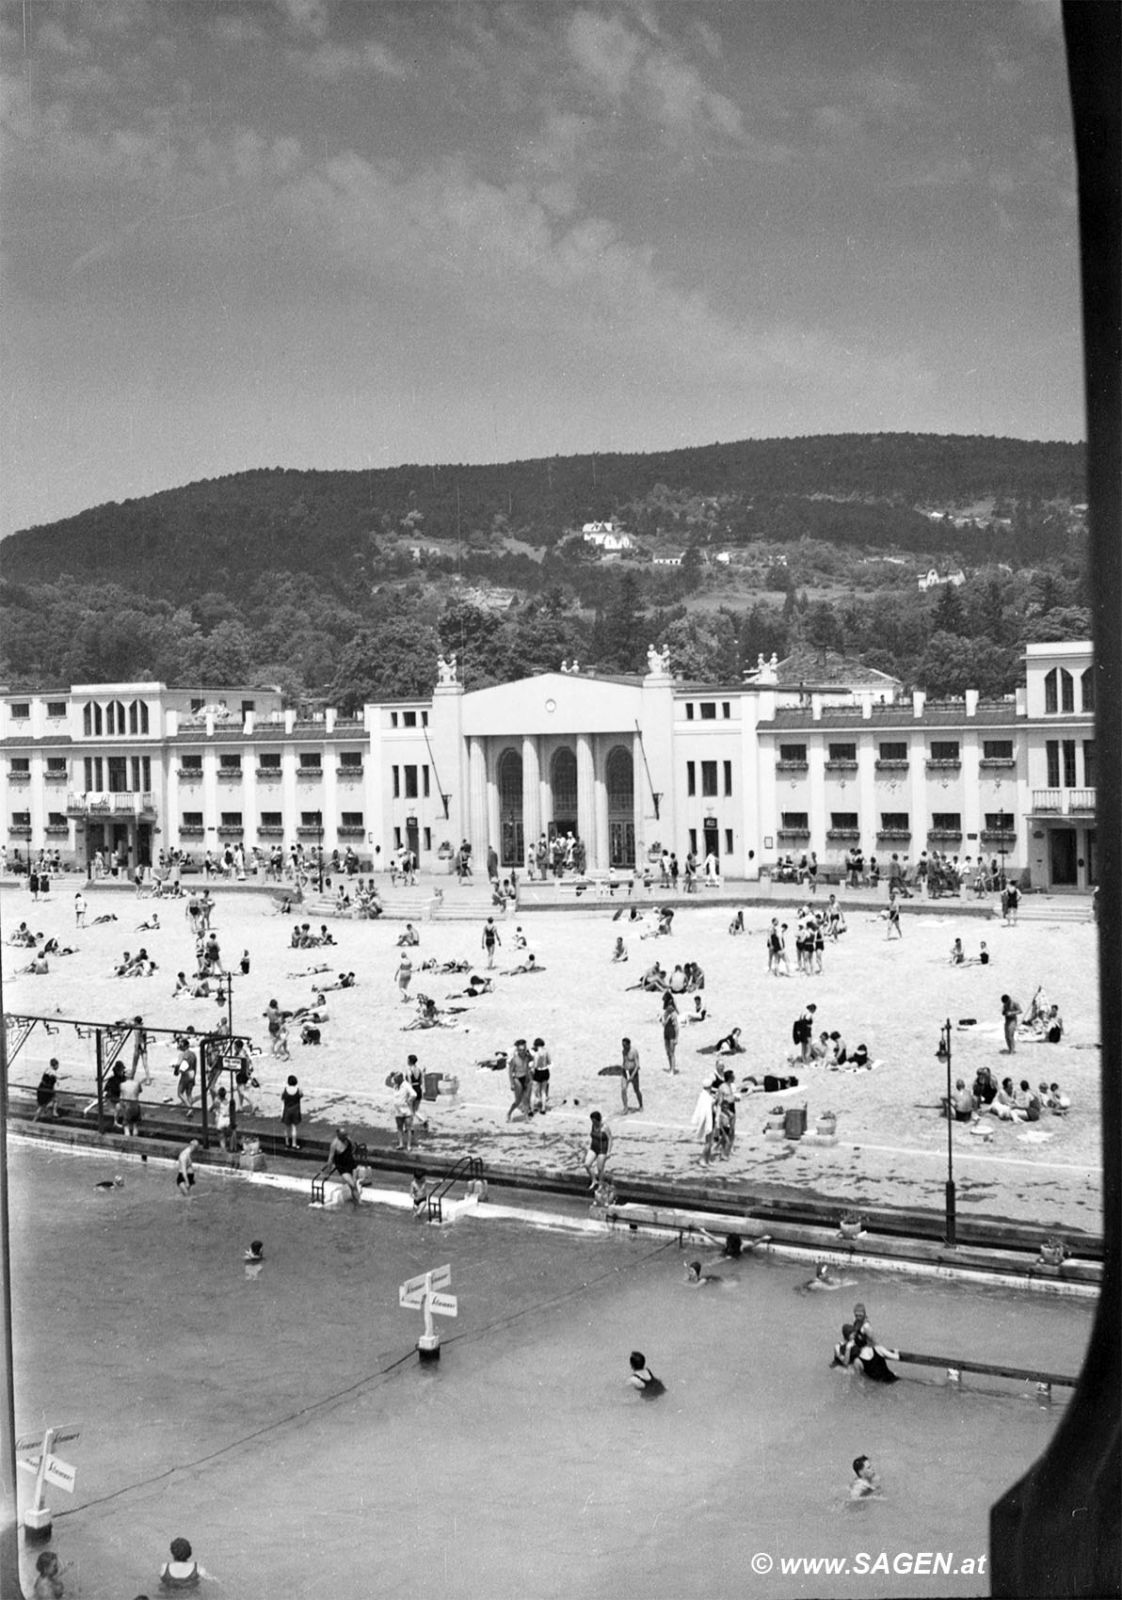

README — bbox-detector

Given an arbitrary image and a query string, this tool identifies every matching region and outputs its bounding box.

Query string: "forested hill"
[0,432,1083,601]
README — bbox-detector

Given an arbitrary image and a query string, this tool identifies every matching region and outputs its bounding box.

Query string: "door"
[1085,828,1097,887]
[405,820,420,862]
[609,821,635,869]
[1049,828,1077,887]
[501,817,524,870]
[703,822,721,865]
[137,823,152,868]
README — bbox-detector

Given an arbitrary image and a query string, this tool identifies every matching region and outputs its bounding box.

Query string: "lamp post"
[937,1016,956,1246]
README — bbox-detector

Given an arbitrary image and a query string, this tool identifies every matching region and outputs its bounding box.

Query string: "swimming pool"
[10,1142,1094,1598]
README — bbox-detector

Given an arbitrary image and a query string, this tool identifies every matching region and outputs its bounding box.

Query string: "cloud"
[274,0,330,39]
[292,38,412,82]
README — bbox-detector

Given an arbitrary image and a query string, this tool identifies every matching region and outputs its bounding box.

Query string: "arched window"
[497,747,524,868]
[606,745,635,868]
[83,703,92,736]
[1060,670,1074,713]
[1044,669,1057,714]
[1081,668,1095,714]
[550,747,577,816]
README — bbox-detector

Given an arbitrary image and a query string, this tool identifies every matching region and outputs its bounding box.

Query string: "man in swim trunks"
[320,1127,361,1204]
[176,1140,200,1195]
[850,1455,881,1498]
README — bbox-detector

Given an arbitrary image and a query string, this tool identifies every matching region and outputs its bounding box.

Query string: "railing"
[877,829,912,841]
[66,791,157,816]
[927,829,963,843]
[255,767,283,780]
[338,826,365,838]
[874,759,910,771]
[177,767,203,782]
[44,770,67,782]
[296,768,323,779]
[925,759,962,772]
[1031,788,1096,815]
[826,828,860,841]
[428,1155,484,1223]
[336,765,364,779]
[824,759,859,772]
[980,829,1017,845]
[979,757,1016,769]
[257,825,285,837]
[180,826,204,837]
[217,768,243,781]
[777,828,811,841]
[775,760,808,773]
[6,772,30,784]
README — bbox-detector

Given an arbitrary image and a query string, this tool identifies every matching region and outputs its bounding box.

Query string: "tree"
[327,620,438,711]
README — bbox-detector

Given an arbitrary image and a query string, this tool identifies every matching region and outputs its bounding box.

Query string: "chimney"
[166,709,179,737]
[964,689,978,717]
[811,694,822,721]
[284,708,296,734]
[325,708,337,733]
[912,690,926,719]
[860,694,872,720]
[1015,685,1027,716]
[244,710,255,735]
[205,713,215,737]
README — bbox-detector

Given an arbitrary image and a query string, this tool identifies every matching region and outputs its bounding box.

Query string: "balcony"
[178,767,203,783]
[826,828,861,841]
[179,825,204,837]
[338,825,365,838]
[775,760,808,774]
[217,768,244,782]
[979,757,1016,770]
[296,825,325,838]
[45,823,69,836]
[255,766,282,780]
[296,768,323,781]
[1031,788,1096,816]
[7,771,30,785]
[874,759,910,772]
[925,759,962,773]
[217,826,244,838]
[824,759,859,773]
[336,765,364,780]
[980,829,1017,846]
[877,829,912,842]
[8,824,31,838]
[777,827,811,842]
[67,791,157,819]
[257,825,285,837]
[44,770,68,783]
[927,829,963,843]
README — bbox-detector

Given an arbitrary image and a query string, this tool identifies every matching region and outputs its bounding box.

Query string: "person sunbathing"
[505,953,545,975]
[321,971,357,990]
[629,962,667,992]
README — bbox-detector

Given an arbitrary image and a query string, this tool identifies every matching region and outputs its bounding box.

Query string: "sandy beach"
[2,877,1102,1236]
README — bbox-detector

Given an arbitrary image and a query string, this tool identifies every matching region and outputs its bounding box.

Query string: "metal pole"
[95,1027,105,1136]
[944,1017,957,1247]
[0,967,27,1594]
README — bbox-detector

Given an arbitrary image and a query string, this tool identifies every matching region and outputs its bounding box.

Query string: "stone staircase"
[1015,896,1094,925]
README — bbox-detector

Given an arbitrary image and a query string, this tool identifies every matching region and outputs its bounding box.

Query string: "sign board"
[399,1265,451,1298]
[43,1457,77,1494]
[51,1427,81,1446]
[427,1293,458,1318]
[15,1435,42,1457]
[17,1455,41,1475]
[399,1287,426,1310]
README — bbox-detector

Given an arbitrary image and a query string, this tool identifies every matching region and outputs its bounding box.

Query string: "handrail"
[427,1153,484,1223]
[896,1350,1076,1388]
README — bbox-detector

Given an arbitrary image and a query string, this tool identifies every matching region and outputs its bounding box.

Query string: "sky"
[0,0,1082,538]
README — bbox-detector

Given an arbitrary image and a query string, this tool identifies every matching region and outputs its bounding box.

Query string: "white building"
[0,642,1096,892]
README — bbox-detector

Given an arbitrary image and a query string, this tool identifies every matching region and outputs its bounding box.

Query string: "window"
[722,702,731,720]
[220,755,242,770]
[10,703,29,720]
[83,702,103,736]
[828,742,857,762]
[181,754,202,771]
[423,827,432,852]
[421,711,428,728]
[780,811,808,830]
[985,812,1015,832]
[393,826,402,848]
[241,700,256,716]
[47,758,66,773]
[1063,739,1077,788]
[220,812,243,829]
[392,765,400,798]
[391,712,399,728]
[261,812,282,828]
[1046,740,1060,787]
[830,812,859,830]
[128,700,149,734]
[47,812,66,827]
[298,753,322,770]
[723,760,733,797]
[931,812,962,832]
[84,757,104,791]
[301,812,322,829]
[688,827,698,853]
[11,811,30,827]
[10,758,29,773]
[339,751,363,768]
[701,760,718,798]
[881,812,909,832]
[685,703,695,721]
[930,741,960,762]
[686,761,696,797]
[404,765,419,800]
[879,741,907,762]
[423,765,431,798]
[778,743,807,763]
[182,811,203,828]
[1084,740,1096,787]
[402,710,417,728]
[1044,669,1057,713]
[1061,669,1074,713]
[700,702,717,721]
[47,701,67,718]
[259,753,281,770]
[1081,668,1095,713]
[341,811,364,828]
[724,828,733,854]
[983,740,1014,760]
[130,756,151,790]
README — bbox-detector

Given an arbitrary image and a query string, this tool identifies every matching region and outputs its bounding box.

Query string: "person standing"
[395,952,414,1003]
[620,1036,643,1112]
[175,1139,200,1196]
[280,1074,302,1149]
[1001,993,1022,1053]
[886,891,902,939]
[584,1111,612,1189]
[392,1074,416,1151]
[506,1038,532,1121]
[662,997,680,1074]
[74,890,87,928]
[481,917,502,969]
[33,1062,60,1121]
[530,1037,552,1114]
[119,1072,142,1139]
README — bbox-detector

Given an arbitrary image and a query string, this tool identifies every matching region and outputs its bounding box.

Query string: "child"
[628,1350,665,1396]
[410,1170,429,1219]
[33,1549,65,1598]
[33,1064,60,1121]
[244,1240,264,1262]
[281,1074,302,1149]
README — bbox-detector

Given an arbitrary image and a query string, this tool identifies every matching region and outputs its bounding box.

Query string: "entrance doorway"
[606,746,635,869]
[703,822,720,865]
[549,748,578,846]
[405,820,420,861]
[497,748,524,869]
[1049,828,1078,887]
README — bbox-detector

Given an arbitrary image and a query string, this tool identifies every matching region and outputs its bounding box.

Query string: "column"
[632,731,646,866]
[469,738,488,863]
[576,734,595,866]
[593,739,610,869]
[522,736,541,851]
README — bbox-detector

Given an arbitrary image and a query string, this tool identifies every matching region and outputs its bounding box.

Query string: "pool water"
[10,1142,1094,1598]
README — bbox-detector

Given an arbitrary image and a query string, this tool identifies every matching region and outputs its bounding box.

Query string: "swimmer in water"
[93,1175,125,1191]
[684,1259,720,1287]
[850,1455,881,1499]
[244,1240,264,1262]
[628,1350,665,1396]
[803,1261,858,1292]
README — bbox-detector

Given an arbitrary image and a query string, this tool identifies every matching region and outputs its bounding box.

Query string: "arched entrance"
[549,747,578,843]
[497,748,524,869]
[606,745,635,868]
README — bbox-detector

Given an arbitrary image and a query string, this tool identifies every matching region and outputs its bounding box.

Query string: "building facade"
[0,642,1097,892]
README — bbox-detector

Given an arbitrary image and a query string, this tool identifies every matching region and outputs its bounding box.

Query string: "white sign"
[51,1427,81,1446]
[17,1455,41,1475]
[15,1435,41,1457]
[399,1287,425,1310]
[399,1264,451,1298]
[427,1292,458,1318]
[43,1457,77,1494]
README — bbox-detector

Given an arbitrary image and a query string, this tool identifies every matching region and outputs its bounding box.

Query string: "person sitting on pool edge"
[628,1350,665,1396]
